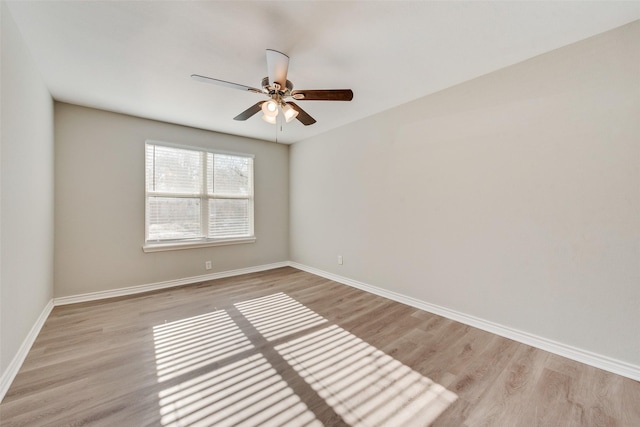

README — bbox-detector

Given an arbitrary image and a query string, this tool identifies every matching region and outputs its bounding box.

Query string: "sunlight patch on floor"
[158,353,322,427]
[276,325,458,426]
[153,310,254,382]
[154,293,457,426]
[235,292,328,341]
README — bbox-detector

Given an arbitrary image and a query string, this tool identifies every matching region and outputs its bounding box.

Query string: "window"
[144,141,254,252]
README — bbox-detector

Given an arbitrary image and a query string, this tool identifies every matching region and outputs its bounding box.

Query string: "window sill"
[142,237,256,253]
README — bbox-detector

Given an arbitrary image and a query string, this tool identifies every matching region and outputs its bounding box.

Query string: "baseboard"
[289,262,640,382]
[54,261,289,306]
[0,299,54,403]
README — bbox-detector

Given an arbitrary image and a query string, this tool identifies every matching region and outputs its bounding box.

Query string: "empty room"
[1,1,639,426]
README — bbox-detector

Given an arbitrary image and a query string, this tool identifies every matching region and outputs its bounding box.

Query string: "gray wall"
[1,2,54,374]
[54,103,289,297]
[290,22,640,365]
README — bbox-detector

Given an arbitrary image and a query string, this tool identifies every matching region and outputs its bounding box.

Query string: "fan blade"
[291,89,353,101]
[233,102,264,121]
[191,74,264,94]
[266,49,289,88]
[288,102,316,126]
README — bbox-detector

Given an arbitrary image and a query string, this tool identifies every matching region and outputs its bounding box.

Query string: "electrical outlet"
[338,255,343,265]
[205,261,212,270]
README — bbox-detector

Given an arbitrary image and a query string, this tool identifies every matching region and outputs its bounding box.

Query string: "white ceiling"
[6,1,640,144]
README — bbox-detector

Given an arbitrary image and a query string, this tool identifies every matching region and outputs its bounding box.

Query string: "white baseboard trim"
[0,299,54,403]
[54,261,289,306]
[289,262,640,382]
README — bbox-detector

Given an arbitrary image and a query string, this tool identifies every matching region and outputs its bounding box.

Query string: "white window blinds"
[145,142,254,244]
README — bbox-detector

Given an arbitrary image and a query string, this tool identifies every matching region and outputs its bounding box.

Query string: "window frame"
[142,140,256,253]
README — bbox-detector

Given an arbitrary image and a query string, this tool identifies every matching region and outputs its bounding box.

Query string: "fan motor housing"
[262,77,293,95]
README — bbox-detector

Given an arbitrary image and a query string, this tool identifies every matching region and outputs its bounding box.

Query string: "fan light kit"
[260,97,297,124]
[191,49,353,126]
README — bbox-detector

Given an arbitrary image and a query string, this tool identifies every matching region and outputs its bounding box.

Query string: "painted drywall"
[290,22,640,366]
[54,103,289,298]
[1,1,54,374]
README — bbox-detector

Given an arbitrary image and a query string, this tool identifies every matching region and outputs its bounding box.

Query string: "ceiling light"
[261,99,278,117]
[282,103,299,123]
[261,114,277,124]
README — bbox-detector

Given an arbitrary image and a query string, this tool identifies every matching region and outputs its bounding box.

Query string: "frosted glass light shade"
[261,99,278,117]
[282,104,299,123]
[261,113,277,124]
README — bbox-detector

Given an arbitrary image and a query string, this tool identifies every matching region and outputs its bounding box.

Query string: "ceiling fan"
[191,49,353,126]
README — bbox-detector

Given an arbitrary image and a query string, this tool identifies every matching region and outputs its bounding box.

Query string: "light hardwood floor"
[1,267,638,426]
